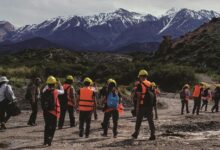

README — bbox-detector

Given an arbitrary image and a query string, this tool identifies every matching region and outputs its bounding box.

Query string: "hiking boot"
[79,131,83,137]
[149,135,156,141]
[113,134,118,138]
[132,132,138,139]
[85,135,89,138]
[58,126,63,129]
[1,123,6,130]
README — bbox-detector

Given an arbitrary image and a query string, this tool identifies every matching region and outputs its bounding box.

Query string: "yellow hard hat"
[46,76,57,84]
[66,75,74,81]
[151,82,156,87]
[215,84,220,88]
[83,77,93,85]
[108,78,117,85]
[183,84,190,88]
[138,69,148,77]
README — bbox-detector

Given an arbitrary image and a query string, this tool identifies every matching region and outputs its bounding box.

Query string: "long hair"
[107,83,117,96]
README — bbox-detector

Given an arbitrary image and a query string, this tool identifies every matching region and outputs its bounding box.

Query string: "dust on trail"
[0,94,220,150]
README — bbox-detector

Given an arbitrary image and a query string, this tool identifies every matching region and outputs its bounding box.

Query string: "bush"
[149,64,198,92]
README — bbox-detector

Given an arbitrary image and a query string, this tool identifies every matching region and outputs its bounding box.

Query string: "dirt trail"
[0,94,220,150]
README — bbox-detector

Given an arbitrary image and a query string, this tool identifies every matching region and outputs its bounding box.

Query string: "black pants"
[192,97,201,115]
[131,98,137,117]
[201,100,208,111]
[79,111,92,136]
[103,110,119,136]
[0,100,9,124]
[212,98,219,112]
[28,102,38,124]
[134,107,155,137]
[58,105,75,128]
[181,100,189,114]
[43,112,57,145]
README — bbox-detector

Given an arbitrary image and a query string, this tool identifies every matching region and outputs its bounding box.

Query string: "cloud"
[0,0,220,27]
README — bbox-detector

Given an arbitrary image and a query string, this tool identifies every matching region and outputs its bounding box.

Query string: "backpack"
[142,82,155,108]
[107,92,119,109]
[25,84,33,100]
[41,89,55,111]
[180,90,185,100]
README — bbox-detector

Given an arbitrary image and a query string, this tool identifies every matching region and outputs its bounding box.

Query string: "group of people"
[0,69,158,146]
[180,82,220,115]
[1,69,219,147]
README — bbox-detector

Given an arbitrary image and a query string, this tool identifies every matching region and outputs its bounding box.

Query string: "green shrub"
[149,64,198,92]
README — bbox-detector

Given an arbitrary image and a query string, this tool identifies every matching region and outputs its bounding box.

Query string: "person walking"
[77,77,96,138]
[101,79,121,138]
[41,76,64,146]
[201,85,211,112]
[26,77,42,126]
[0,76,16,130]
[192,83,203,115]
[211,84,220,113]
[180,84,190,115]
[132,69,156,140]
[58,75,76,129]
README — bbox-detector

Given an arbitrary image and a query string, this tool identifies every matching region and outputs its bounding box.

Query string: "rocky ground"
[0,93,220,150]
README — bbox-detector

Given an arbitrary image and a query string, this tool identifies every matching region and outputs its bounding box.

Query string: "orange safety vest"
[140,80,152,105]
[193,85,201,98]
[49,89,61,119]
[79,87,95,111]
[63,84,74,106]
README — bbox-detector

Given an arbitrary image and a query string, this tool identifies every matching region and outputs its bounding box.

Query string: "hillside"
[155,17,220,74]
[0,37,64,54]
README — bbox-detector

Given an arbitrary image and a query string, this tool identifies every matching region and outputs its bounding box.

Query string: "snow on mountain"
[2,8,220,51]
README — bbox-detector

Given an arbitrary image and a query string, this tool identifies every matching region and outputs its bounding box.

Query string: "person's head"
[66,75,74,84]
[46,76,57,88]
[138,69,148,81]
[107,79,117,92]
[83,77,93,87]
[34,77,42,86]
[0,76,9,84]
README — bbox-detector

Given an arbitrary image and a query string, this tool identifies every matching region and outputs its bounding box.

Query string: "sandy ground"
[0,94,220,150]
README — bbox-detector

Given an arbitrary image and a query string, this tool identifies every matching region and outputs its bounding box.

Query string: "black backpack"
[58,86,71,106]
[180,90,185,100]
[142,82,155,108]
[41,89,55,111]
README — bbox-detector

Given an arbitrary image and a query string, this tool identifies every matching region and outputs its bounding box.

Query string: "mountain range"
[0,8,220,52]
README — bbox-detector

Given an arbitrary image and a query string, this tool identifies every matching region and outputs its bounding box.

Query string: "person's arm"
[6,85,16,100]
[57,81,64,95]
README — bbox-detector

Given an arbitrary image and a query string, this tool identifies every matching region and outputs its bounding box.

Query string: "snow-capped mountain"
[2,8,220,51]
[0,21,15,42]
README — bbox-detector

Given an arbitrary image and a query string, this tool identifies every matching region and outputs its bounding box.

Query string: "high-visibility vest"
[79,87,94,111]
[63,83,74,106]
[140,80,152,105]
[49,89,61,119]
[193,85,201,98]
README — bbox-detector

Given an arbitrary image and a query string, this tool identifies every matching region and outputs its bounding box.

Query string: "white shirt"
[42,85,64,95]
[0,83,16,102]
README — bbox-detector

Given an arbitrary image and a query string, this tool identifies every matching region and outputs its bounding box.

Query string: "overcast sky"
[1,0,220,27]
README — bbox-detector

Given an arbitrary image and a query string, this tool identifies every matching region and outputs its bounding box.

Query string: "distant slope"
[0,37,65,54]
[115,42,160,53]
[155,18,220,73]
